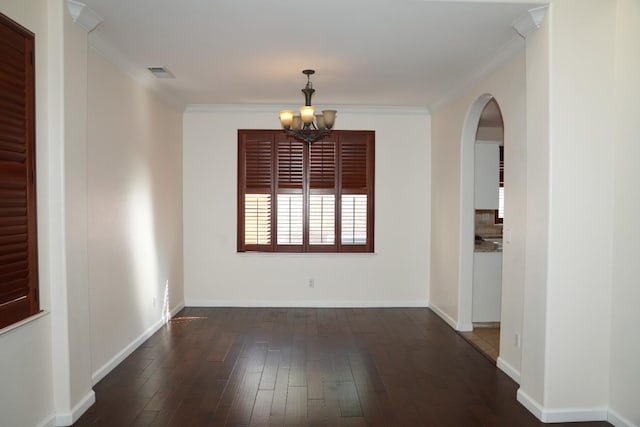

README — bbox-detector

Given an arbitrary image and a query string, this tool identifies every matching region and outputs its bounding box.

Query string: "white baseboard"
[428,302,458,329]
[607,408,637,427]
[91,302,185,385]
[36,414,56,427]
[496,357,520,384]
[54,390,95,426]
[184,299,428,308]
[456,321,473,332]
[516,388,610,423]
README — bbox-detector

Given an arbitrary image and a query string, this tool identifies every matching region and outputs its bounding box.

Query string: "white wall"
[519,1,640,424]
[544,0,615,412]
[430,50,527,378]
[61,5,94,415]
[0,1,57,426]
[609,0,640,424]
[87,48,185,380]
[183,108,430,307]
[519,6,550,408]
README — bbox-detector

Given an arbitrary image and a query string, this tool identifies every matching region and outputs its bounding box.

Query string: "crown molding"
[184,104,430,115]
[511,6,548,38]
[430,35,524,112]
[66,0,103,33]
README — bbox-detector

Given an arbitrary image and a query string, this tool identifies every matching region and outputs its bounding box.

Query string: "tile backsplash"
[475,209,502,237]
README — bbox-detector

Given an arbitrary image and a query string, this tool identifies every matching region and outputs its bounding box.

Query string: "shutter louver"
[341,137,368,190]
[0,14,38,328]
[245,194,271,245]
[0,176,29,303]
[245,139,273,191]
[309,195,335,245]
[341,194,367,245]
[277,194,303,245]
[309,140,335,189]
[277,139,304,189]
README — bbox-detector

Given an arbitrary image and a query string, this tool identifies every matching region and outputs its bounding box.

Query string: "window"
[0,13,40,329]
[238,130,374,252]
[495,145,504,224]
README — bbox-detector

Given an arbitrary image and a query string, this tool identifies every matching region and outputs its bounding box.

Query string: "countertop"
[475,237,503,253]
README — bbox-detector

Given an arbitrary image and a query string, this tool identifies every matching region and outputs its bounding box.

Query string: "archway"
[458,95,504,335]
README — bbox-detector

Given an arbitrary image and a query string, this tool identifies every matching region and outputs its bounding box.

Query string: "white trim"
[54,390,95,426]
[456,321,473,332]
[91,302,185,385]
[65,0,102,33]
[457,94,495,332]
[0,310,49,337]
[516,388,545,420]
[430,37,523,112]
[516,389,610,423]
[428,303,458,329]
[607,407,637,427]
[184,103,430,115]
[541,407,608,423]
[185,299,428,308]
[511,6,548,38]
[36,414,56,427]
[496,356,521,384]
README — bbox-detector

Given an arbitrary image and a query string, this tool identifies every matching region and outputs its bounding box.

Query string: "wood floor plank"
[269,366,290,419]
[74,307,613,427]
[249,389,274,426]
[284,386,307,424]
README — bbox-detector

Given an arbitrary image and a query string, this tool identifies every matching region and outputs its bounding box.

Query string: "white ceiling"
[82,0,544,110]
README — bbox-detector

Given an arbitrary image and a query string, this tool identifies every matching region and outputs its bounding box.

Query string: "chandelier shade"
[279,69,337,144]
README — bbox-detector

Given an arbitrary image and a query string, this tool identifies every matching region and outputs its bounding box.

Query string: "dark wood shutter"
[341,137,368,190]
[308,139,337,249]
[244,137,273,192]
[339,133,374,251]
[0,13,39,329]
[238,132,274,251]
[276,138,304,190]
[495,145,504,224]
[275,137,304,248]
[309,139,336,190]
[238,130,374,253]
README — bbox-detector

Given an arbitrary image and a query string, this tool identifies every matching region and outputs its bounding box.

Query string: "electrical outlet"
[308,279,315,288]
[515,333,521,348]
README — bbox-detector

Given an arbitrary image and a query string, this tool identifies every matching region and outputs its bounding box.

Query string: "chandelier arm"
[279,69,336,144]
[284,127,331,144]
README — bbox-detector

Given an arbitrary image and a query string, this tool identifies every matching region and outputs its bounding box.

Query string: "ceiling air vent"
[147,66,175,79]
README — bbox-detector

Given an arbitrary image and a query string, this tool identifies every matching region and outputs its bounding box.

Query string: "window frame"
[237,129,374,253]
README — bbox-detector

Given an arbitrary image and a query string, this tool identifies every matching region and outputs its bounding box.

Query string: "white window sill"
[0,310,49,337]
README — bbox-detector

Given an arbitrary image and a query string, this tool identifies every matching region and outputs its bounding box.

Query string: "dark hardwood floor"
[74,307,611,426]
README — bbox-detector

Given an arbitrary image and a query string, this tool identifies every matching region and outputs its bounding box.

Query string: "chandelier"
[278,69,337,144]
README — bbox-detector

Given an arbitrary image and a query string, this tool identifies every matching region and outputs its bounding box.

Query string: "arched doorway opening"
[458,95,504,361]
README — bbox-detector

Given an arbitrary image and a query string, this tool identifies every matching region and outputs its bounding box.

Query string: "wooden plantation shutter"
[276,136,304,248]
[238,130,374,253]
[0,13,39,329]
[339,133,374,251]
[309,139,336,249]
[495,145,504,224]
[238,132,274,251]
